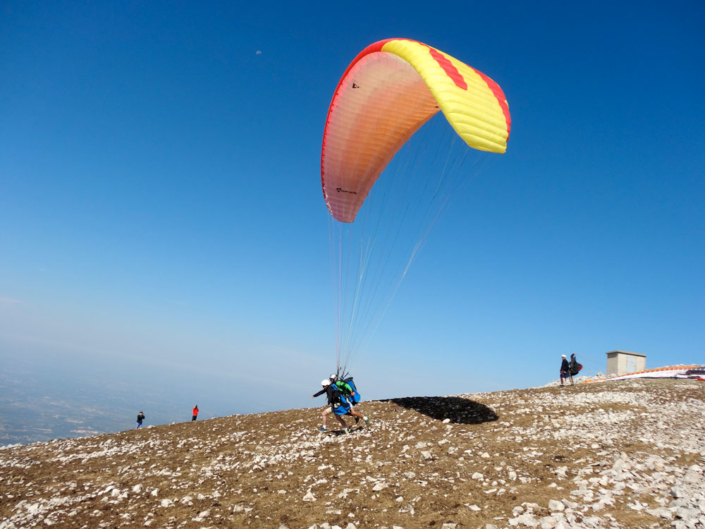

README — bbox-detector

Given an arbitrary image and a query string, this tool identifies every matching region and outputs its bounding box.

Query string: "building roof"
[605,350,646,357]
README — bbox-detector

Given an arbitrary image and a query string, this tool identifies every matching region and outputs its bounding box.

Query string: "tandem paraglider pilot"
[312,379,369,434]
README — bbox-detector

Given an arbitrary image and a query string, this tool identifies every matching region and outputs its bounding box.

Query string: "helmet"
[561,354,566,358]
[329,373,338,381]
[321,379,330,387]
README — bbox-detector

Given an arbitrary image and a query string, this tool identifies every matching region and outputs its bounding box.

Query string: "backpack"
[342,376,361,404]
[570,363,583,376]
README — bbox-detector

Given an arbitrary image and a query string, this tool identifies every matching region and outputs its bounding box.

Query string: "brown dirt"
[1,379,703,528]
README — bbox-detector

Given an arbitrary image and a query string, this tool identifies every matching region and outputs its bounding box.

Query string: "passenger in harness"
[330,374,360,403]
[312,379,369,433]
[330,373,363,422]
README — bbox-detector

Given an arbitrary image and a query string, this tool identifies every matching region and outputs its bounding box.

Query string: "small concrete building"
[606,350,646,376]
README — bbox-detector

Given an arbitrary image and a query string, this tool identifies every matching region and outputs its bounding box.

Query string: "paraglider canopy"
[321,38,511,223]
[321,38,512,377]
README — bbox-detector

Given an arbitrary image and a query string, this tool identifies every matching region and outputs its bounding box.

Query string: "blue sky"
[1,1,703,422]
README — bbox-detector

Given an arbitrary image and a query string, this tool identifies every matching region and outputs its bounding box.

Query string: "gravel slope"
[1,379,704,528]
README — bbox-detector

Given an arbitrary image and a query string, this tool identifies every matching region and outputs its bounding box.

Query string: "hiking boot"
[364,416,370,427]
[319,427,327,433]
[354,416,360,425]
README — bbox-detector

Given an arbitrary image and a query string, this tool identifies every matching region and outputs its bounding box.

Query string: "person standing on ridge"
[569,353,581,379]
[560,355,573,386]
[136,411,145,429]
[312,379,369,433]
[192,405,199,421]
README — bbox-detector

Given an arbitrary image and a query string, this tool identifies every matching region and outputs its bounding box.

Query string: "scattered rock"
[548,499,564,511]
[1,379,703,529]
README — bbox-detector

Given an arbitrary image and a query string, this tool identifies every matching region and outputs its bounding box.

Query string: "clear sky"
[1,1,703,424]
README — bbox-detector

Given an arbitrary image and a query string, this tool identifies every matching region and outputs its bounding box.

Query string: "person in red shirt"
[192,405,199,421]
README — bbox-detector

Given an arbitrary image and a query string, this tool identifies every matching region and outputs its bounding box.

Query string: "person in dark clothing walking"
[312,379,368,433]
[136,411,145,429]
[560,355,573,386]
[192,405,199,421]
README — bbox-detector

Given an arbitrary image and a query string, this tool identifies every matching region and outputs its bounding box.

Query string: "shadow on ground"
[382,396,499,425]
[321,426,366,437]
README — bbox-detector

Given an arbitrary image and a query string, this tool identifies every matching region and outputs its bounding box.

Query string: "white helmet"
[321,379,330,387]
[329,373,338,381]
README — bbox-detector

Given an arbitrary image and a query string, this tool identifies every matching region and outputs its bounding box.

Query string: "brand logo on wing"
[336,188,357,195]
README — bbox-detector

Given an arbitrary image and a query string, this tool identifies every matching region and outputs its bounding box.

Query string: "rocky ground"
[1,379,704,529]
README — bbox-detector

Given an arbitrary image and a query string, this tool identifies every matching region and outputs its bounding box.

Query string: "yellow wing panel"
[381,40,509,153]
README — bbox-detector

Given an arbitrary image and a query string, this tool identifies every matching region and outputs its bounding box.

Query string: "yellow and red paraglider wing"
[321,38,511,223]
